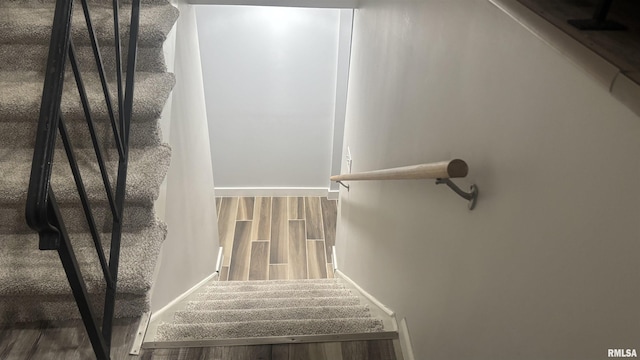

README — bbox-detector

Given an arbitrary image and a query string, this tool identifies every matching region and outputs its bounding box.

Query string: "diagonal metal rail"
[25,0,141,357]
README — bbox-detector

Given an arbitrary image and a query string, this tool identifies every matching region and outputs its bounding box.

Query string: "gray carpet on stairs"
[0,0,177,323]
[155,279,385,341]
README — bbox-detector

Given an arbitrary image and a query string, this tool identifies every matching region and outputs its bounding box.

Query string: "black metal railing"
[25,0,140,357]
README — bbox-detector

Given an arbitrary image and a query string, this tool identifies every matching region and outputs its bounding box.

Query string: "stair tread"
[0,71,175,123]
[195,289,354,301]
[171,306,372,323]
[0,144,171,205]
[186,296,362,311]
[0,1,178,47]
[209,279,341,286]
[0,221,166,296]
[155,318,385,341]
[203,282,346,293]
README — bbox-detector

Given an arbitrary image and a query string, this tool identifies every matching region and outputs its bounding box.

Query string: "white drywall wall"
[195,5,340,191]
[336,0,640,359]
[150,0,219,312]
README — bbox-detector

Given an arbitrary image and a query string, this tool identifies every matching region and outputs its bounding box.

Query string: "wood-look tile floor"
[216,197,338,282]
[0,318,398,359]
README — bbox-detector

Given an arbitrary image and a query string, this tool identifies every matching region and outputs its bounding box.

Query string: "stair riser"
[205,283,346,293]
[0,294,148,323]
[196,289,354,301]
[0,44,166,74]
[172,307,373,323]
[187,297,362,311]
[156,319,385,341]
[0,0,169,6]
[0,204,155,234]
[0,121,161,149]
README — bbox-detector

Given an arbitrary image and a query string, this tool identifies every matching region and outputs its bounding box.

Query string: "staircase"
[148,278,391,345]
[0,0,176,325]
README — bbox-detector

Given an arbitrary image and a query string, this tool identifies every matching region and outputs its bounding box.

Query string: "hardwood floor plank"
[237,197,255,221]
[271,344,289,359]
[288,220,308,279]
[270,197,288,264]
[28,321,86,360]
[219,266,229,281]
[305,197,324,239]
[288,197,305,220]
[252,197,272,240]
[249,241,270,280]
[321,198,337,261]
[341,340,397,360]
[289,342,343,360]
[367,339,397,360]
[228,221,253,281]
[218,197,239,267]
[307,240,328,279]
[110,318,142,360]
[212,345,272,359]
[0,323,44,360]
[269,264,288,280]
[215,197,221,219]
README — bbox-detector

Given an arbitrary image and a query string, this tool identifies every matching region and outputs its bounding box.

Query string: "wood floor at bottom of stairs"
[0,317,399,360]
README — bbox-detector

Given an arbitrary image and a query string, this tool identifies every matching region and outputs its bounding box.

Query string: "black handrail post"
[103,0,141,347]
[25,0,74,251]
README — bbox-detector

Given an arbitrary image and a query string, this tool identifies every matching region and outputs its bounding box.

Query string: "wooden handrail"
[330,159,468,182]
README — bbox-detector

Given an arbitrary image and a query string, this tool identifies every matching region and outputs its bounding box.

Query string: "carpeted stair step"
[155,318,385,341]
[193,289,354,301]
[0,1,178,47]
[0,43,166,73]
[0,145,170,233]
[171,306,374,323]
[154,279,387,343]
[0,222,166,297]
[0,71,174,149]
[209,278,341,287]
[0,292,149,323]
[0,0,176,324]
[185,296,362,311]
[202,282,346,293]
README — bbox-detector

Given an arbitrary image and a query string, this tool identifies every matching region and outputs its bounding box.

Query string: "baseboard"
[149,271,219,323]
[327,189,339,200]
[334,269,397,332]
[398,318,416,360]
[214,187,331,197]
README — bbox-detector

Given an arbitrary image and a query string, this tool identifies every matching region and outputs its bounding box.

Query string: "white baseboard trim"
[149,271,218,323]
[327,189,339,200]
[334,269,397,332]
[214,187,330,197]
[398,318,416,360]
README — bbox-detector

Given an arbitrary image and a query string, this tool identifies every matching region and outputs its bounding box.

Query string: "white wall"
[196,6,340,192]
[336,1,640,359]
[328,9,353,196]
[150,0,219,312]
